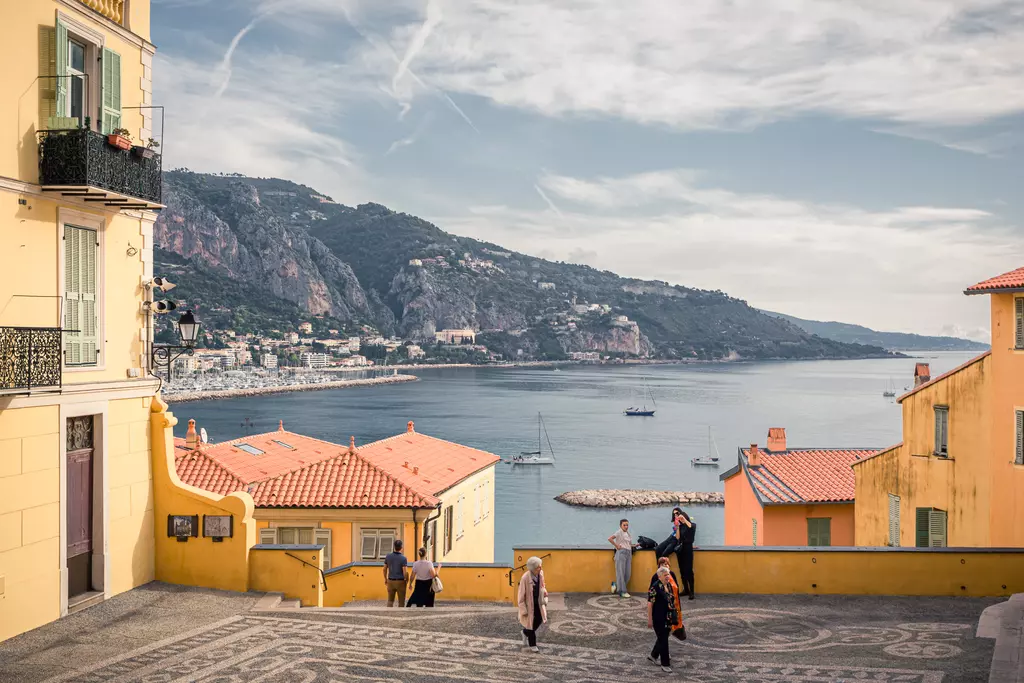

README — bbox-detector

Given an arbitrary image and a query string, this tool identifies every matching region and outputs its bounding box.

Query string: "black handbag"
[636,535,658,550]
[672,624,687,641]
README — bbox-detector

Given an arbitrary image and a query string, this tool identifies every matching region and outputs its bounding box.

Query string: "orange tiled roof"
[740,447,879,504]
[174,428,437,509]
[358,422,501,497]
[965,266,1024,294]
[898,351,991,402]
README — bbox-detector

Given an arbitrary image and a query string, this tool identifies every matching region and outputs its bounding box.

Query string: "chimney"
[407,421,415,433]
[348,436,356,455]
[748,444,760,466]
[278,420,284,432]
[413,466,419,475]
[767,427,787,452]
[914,363,931,387]
[403,461,410,469]
[185,419,199,451]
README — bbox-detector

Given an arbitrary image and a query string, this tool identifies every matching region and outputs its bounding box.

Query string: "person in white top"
[407,547,441,607]
[608,519,638,598]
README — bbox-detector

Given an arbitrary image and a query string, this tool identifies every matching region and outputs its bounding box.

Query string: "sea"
[171,352,977,562]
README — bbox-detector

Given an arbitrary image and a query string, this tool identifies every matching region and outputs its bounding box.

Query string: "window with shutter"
[313,528,332,571]
[258,528,276,545]
[1015,298,1024,350]
[928,509,947,547]
[456,495,465,539]
[752,519,757,547]
[360,532,378,560]
[934,406,949,456]
[101,47,121,134]
[64,225,98,366]
[887,494,901,547]
[39,26,58,128]
[378,530,395,556]
[915,508,930,548]
[443,505,453,554]
[807,518,831,546]
[1016,411,1024,466]
[55,18,68,124]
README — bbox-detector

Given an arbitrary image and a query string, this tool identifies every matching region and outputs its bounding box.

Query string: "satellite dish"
[200,428,208,444]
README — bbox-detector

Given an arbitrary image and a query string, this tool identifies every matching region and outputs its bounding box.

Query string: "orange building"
[721,428,879,546]
[174,420,499,568]
[852,266,1024,548]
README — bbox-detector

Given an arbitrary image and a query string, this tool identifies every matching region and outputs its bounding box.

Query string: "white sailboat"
[509,413,556,466]
[691,426,721,467]
[883,377,897,398]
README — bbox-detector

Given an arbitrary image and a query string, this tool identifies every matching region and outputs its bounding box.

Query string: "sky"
[151,0,1024,340]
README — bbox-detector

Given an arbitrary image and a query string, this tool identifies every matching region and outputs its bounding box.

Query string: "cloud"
[437,169,1014,336]
[392,0,443,95]
[533,183,563,217]
[329,0,1024,136]
[213,16,264,98]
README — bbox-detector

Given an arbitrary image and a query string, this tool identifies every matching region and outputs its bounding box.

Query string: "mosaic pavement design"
[39,612,955,683]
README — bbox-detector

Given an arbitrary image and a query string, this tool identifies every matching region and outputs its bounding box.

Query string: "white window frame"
[59,208,105,371]
[258,525,331,571]
[359,527,398,561]
[934,405,949,457]
[456,495,465,539]
[57,12,104,132]
[887,493,901,547]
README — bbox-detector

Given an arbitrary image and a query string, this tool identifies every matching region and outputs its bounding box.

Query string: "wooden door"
[66,416,94,598]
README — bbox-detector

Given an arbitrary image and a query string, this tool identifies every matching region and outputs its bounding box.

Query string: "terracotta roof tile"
[741,447,879,504]
[174,428,437,509]
[357,425,501,497]
[965,266,1024,294]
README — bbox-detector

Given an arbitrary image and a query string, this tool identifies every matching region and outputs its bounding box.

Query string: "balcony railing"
[38,129,163,209]
[79,0,125,25]
[0,327,63,394]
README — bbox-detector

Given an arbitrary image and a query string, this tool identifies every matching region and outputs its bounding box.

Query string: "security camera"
[152,277,176,292]
[149,300,178,314]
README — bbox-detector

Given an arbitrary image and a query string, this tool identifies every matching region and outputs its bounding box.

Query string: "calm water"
[172,352,976,562]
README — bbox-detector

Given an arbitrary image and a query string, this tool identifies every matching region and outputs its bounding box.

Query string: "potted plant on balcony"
[107,128,132,151]
[132,137,160,160]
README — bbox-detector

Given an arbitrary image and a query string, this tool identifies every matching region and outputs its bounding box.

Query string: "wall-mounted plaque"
[167,515,199,542]
[203,515,233,542]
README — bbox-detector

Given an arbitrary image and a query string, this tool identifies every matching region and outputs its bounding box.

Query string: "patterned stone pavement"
[0,583,1001,682]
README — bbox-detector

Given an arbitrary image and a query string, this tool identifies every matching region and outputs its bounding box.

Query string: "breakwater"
[556,489,725,508]
[165,374,418,403]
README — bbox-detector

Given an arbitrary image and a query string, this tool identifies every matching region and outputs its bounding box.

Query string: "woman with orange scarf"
[647,566,680,673]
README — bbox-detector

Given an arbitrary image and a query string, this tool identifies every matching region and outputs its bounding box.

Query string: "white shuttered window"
[1015,410,1024,466]
[887,494,901,547]
[64,225,98,366]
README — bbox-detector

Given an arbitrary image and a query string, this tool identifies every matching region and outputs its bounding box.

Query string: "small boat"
[624,376,656,417]
[691,426,721,467]
[882,377,897,398]
[509,413,556,466]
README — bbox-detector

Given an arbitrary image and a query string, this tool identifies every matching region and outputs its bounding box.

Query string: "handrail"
[507,553,551,586]
[286,552,328,593]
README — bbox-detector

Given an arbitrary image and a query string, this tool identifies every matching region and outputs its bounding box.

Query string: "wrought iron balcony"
[0,327,63,395]
[38,129,163,211]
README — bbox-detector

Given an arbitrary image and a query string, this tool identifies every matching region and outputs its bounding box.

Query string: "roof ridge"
[360,430,499,458]
[898,351,991,403]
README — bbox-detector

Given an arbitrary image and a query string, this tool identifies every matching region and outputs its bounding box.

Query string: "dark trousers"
[676,544,695,598]
[655,535,677,559]
[523,608,542,646]
[651,621,671,666]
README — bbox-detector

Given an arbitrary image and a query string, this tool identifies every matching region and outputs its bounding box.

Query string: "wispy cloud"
[213,16,264,98]
[533,183,563,217]
[392,0,443,95]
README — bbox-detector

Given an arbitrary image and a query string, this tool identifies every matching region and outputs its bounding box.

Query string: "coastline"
[164,374,418,403]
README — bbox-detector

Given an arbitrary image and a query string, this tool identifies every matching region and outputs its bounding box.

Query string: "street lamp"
[151,310,200,381]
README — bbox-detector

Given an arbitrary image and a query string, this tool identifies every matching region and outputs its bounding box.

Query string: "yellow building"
[853,266,1024,548]
[1,0,165,641]
[174,420,499,568]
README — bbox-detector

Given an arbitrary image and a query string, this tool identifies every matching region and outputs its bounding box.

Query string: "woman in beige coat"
[517,556,548,652]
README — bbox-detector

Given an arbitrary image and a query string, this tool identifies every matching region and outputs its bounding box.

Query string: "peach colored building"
[853,265,1024,548]
[721,428,879,547]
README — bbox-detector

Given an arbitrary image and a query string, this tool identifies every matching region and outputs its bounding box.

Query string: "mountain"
[153,171,898,361]
[761,311,989,352]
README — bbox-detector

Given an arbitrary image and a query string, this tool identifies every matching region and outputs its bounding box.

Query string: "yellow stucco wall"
[107,396,155,594]
[250,547,324,607]
[513,547,1024,598]
[322,563,514,607]
[988,293,1024,546]
[854,354,993,547]
[436,465,496,563]
[1,0,151,184]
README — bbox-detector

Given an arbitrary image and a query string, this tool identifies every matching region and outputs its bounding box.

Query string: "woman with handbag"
[406,547,441,607]
[517,556,548,652]
[647,566,679,673]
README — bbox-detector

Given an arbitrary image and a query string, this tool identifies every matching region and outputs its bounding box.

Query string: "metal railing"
[507,553,551,586]
[0,327,63,394]
[286,552,328,593]
[38,128,162,204]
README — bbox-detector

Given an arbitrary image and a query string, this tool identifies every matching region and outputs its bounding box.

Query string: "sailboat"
[624,376,656,416]
[692,426,721,466]
[883,377,897,398]
[509,413,556,466]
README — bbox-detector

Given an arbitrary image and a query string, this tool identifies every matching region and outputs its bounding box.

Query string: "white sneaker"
[522,633,528,646]
[530,646,540,653]
[621,592,631,598]
[646,654,658,665]
[661,665,673,674]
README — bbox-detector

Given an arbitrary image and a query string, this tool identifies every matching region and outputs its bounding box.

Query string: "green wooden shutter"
[55,18,68,123]
[64,226,98,366]
[39,26,57,128]
[1016,298,1024,349]
[928,509,947,547]
[1016,411,1024,466]
[915,508,930,548]
[101,48,122,135]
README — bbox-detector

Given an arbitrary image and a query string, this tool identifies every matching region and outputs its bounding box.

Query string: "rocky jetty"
[555,489,724,508]
[166,374,417,403]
